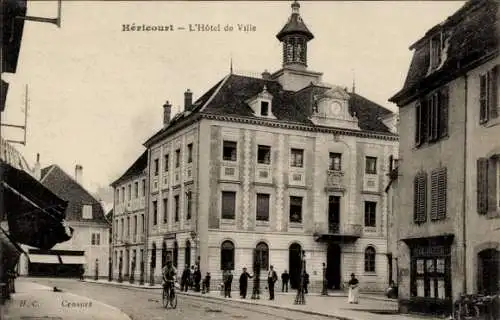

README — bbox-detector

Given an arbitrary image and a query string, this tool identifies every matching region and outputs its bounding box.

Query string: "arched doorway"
[289,243,302,289]
[173,241,178,268]
[478,249,499,294]
[185,240,191,267]
[327,244,341,289]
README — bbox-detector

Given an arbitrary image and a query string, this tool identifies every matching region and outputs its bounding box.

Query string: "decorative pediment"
[311,86,359,130]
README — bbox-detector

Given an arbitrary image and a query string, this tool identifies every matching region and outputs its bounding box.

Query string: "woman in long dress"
[348,273,359,304]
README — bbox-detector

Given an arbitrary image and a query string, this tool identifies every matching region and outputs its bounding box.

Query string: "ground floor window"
[220,240,235,270]
[410,245,451,300]
[478,248,499,295]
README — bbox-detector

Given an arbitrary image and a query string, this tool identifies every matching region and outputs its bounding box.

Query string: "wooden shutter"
[439,88,449,138]
[487,157,497,212]
[480,74,488,123]
[431,170,439,220]
[437,168,447,220]
[415,102,422,146]
[414,173,427,223]
[477,158,489,214]
[489,66,498,119]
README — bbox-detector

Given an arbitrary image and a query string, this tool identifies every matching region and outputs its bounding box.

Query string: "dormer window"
[260,101,269,116]
[430,32,443,70]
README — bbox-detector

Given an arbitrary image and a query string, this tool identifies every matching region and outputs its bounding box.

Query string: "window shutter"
[480,74,488,123]
[489,66,498,119]
[431,170,439,220]
[487,158,497,212]
[422,99,429,144]
[477,158,489,214]
[437,168,447,220]
[439,88,449,138]
[414,173,427,223]
[415,102,422,146]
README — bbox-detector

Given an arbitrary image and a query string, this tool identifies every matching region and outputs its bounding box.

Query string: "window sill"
[363,272,377,276]
[289,222,303,228]
[364,226,377,232]
[486,210,500,219]
[482,117,500,128]
[221,219,235,225]
[256,220,269,226]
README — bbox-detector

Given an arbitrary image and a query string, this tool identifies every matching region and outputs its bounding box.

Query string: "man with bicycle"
[162,260,177,299]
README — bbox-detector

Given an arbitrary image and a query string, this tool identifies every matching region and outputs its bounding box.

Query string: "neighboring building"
[389,0,499,315]
[141,1,398,292]
[110,151,148,281]
[15,161,111,278]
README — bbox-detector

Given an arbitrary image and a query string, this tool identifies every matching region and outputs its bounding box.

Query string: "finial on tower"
[352,69,356,94]
[291,1,300,14]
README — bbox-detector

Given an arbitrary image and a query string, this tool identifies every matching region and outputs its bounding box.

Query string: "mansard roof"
[390,0,499,106]
[144,73,395,147]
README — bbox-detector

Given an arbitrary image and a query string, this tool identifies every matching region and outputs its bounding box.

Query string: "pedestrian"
[281,270,289,292]
[202,272,211,293]
[348,273,359,304]
[304,272,309,294]
[194,267,202,292]
[181,265,190,292]
[267,265,278,300]
[239,267,253,299]
[223,269,233,298]
[190,265,195,290]
[79,265,85,281]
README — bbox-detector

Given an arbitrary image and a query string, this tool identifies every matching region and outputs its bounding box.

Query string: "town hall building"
[141,1,399,291]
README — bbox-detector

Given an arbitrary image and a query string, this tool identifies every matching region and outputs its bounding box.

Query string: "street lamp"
[139,256,145,285]
[130,257,136,284]
[251,249,260,300]
[108,257,112,282]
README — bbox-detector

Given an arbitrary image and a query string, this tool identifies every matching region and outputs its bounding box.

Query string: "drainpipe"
[462,74,468,295]
[146,148,152,282]
[195,120,201,269]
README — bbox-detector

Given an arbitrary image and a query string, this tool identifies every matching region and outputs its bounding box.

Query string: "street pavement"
[21,277,353,320]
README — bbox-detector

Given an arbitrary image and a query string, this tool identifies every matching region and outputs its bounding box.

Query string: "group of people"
[221,265,280,300]
[180,265,208,292]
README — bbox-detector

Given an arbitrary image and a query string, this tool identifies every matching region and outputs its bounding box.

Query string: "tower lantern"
[276,1,314,70]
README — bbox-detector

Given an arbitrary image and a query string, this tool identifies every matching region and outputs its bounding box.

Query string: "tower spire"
[230,54,233,74]
[352,69,356,94]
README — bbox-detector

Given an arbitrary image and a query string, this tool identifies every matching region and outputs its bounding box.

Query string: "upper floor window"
[257,145,271,165]
[256,193,270,221]
[187,143,193,163]
[133,216,137,235]
[141,179,146,196]
[121,187,125,203]
[223,141,237,161]
[365,157,377,174]
[91,233,101,246]
[364,246,376,272]
[221,191,236,220]
[154,159,159,176]
[415,87,449,147]
[186,191,192,220]
[163,198,168,224]
[174,195,180,222]
[127,184,131,201]
[164,154,169,172]
[134,182,139,198]
[329,152,342,171]
[430,167,447,221]
[479,66,498,124]
[260,101,269,116]
[290,148,304,168]
[82,205,92,219]
[175,149,181,168]
[477,156,500,214]
[115,189,120,203]
[429,33,443,70]
[289,196,303,223]
[364,201,377,227]
[152,200,158,226]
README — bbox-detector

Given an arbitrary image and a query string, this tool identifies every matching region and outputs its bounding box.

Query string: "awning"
[0,227,24,270]
[59,255,86,264]
[1,161,73,249]
[27,254,60,264]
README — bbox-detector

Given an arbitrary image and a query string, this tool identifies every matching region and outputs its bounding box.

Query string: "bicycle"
[162,280,177,309]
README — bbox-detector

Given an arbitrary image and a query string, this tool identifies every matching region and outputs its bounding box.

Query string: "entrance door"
[327,244,341,289]
[478,249,499,294]
[289,243,302,289]
[328,196,340,233]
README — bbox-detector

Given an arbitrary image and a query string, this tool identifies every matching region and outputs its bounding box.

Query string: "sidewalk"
[83,279,444,320]
[1,279,131,320]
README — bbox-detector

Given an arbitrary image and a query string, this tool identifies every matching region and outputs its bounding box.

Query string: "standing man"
[239,267,253,299]
[181,265,190,292]
[281,270,289,292]
[223,269,233,298]
[267,265,278,300]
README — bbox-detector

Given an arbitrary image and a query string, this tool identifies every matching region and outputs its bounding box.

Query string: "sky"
[2,0,465,210]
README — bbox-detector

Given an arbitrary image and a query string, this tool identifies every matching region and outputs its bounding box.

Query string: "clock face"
[331,101,342,115]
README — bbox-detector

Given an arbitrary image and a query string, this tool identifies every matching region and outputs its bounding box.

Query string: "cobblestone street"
[28,278,346,320]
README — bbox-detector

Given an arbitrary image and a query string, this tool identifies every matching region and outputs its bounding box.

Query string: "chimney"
[262,70,271,80]
[75,164,83,185]
[33,153,41,180]
[163,101,172,126]
[184,89,193,111]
